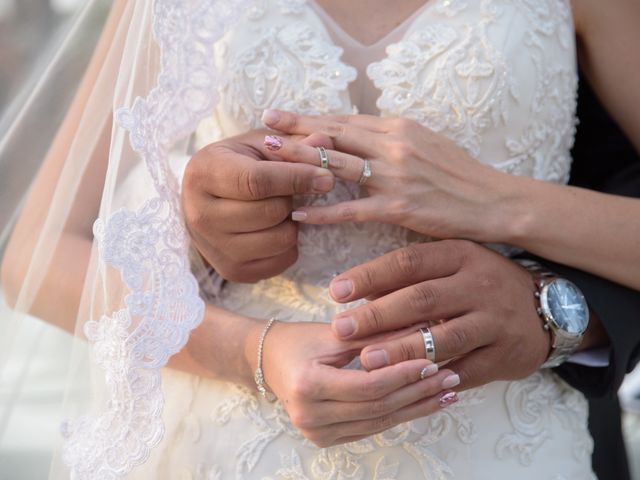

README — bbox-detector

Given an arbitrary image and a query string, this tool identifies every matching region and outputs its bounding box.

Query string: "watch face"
[542,279,589,334]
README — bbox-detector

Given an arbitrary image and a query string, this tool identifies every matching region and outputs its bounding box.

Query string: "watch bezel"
[539,278,589,338]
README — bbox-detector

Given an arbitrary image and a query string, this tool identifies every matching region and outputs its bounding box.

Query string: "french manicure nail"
[264,135,283,151]
[420,364,439,380]
[330,279,353,300]
[334,316,356,338]
[439,391,459,408]
[312,175,334,192]
[292,211,307,222]
[441,374,460,390]
[365,350,389,369]
[262,109,280,126]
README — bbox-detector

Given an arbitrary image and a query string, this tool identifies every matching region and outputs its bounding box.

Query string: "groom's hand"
[328,240,552,390]
[182,130,335,282]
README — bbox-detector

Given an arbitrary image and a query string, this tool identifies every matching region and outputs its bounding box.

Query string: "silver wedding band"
[317,146,329,169]
[420,327,436,363]
[358,158,372,185]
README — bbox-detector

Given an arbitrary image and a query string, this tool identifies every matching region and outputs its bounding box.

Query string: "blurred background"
[0,0,88,113]
[0,1,638,479]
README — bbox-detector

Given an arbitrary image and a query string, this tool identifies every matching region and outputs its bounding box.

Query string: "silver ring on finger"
[358,158,372,185]
[317,146,329,169]
[420,327,436,363]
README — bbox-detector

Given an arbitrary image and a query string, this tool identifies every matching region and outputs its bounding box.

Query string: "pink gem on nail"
[439,391,458,408]
[264,135,283,151]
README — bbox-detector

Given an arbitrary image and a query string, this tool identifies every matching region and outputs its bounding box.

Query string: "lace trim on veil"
[60,1,248,477]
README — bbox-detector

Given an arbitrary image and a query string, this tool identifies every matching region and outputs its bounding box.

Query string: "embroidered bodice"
[127,1,593,479]
[194,0,579,317]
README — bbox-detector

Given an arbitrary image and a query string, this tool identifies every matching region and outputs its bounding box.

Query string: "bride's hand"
[261,109,524,243]
[250,320,459,448]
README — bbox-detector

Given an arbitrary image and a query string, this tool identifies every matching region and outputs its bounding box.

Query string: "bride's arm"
[0,0,126,330]
[501,0,640,289]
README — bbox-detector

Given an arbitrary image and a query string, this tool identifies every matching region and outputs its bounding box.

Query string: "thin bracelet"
[254,317,277,402]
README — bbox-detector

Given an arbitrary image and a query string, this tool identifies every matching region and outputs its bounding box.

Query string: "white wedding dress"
[129,1,596,478]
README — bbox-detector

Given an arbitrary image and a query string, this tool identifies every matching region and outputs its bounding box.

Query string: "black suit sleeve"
[517,76,640,399]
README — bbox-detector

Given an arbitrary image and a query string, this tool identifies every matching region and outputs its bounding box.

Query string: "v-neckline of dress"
[308,0,431,51]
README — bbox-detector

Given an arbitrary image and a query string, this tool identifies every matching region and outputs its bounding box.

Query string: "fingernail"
[420,364,439,380]
[292,211,307,222]
[264,135,283,151]
[330,279,353,300]
[312,175,334,192]
[334,316,356,338]
[262,109,280,126]
[365,350,389,369]
[439,391,459,408]
[441,374,460,390]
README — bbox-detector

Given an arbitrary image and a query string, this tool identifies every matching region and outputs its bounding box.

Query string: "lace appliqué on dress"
[210,385,485,479]
[218,18,356,128]
[367,0,578,182]
[497,371,595,478]
[367,15,512,159]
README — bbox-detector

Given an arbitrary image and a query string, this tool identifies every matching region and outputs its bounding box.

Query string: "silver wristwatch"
[518,260,590,368]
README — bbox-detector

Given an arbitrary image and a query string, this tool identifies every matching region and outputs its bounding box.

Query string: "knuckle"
[362,303,385,334]
[391,117,416,133]
[408,283,439,313]
[182,149,212,190]
[371,398,390,416]
[282,113,299,131]
[329,114,349,124]
[397,338,421,361]
[183,205,206,231]
[323,123,346,138]
[357,266,377,292]
[240,167,271,200]
[288,409,316,430]
[216,261,258,283]
[182,159,200,192]
[388,139,415,162]
[262,199,290,224]
[329,154,348,170]
[387,197,412,223]
[275,222,298,248]
[290,372,318,400]
[337,205,358,221]
[371,413,395,432]
[307,433,332,449]
[442,322,469,353]
[292,170,313,194]
[394,245,422,278]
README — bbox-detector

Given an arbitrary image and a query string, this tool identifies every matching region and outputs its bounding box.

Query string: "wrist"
[468,169,539,244]
[243,318,267,375]
[577,308,610,352]
[494,175,549,246]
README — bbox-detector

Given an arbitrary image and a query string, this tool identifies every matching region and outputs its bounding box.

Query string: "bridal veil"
[0,0,248,477]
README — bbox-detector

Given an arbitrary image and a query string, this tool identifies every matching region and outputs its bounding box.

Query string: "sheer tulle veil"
[0,0,248,477]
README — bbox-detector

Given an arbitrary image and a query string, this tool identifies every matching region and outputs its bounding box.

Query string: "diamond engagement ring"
[358,158,372,185]
[420,327,436,362]
[317,146,329,169]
